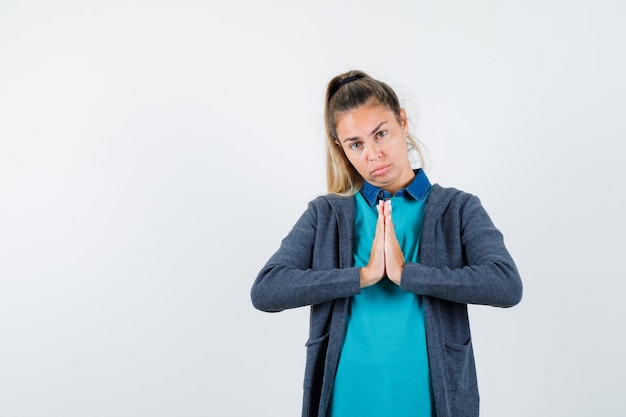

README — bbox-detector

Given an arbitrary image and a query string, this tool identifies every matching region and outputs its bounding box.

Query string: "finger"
[383,200,394,231]
[376,199,385,228]
[382,200,404,284]
[373,200,386,260]
[360,200,386,288]
[385,237,404,284]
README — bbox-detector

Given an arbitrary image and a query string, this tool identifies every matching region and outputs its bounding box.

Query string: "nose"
[368,144,382,161]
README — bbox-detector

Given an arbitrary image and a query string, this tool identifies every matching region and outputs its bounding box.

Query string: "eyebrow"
[342,121,388,143]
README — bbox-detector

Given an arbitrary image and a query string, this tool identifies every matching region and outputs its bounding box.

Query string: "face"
[335,99,414,194]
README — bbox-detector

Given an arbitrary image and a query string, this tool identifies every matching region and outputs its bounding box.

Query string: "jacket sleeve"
[400,194,523,308]
[250,199,361,312]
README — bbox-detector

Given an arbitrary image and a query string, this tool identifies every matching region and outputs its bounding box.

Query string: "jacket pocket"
[444,338,472,393]
[303,333,330,389]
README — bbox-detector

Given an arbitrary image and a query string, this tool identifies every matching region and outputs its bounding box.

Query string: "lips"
[371,165,390,176]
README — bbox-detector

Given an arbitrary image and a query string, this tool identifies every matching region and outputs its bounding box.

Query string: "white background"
[1,0,625,416]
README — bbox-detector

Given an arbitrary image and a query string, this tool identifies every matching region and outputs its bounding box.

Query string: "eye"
[349,142,362,150]
[376,130,387,139]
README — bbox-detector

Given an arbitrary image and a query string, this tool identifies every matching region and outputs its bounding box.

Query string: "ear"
[399,108,408,134]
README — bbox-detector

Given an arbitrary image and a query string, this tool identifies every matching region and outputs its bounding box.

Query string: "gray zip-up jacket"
[251,184,522,417]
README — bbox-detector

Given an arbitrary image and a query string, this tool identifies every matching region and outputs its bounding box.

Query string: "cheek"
[343,153,358,168]
[347,151,367,165]
[392,140,409,155]
[343,152,366,172]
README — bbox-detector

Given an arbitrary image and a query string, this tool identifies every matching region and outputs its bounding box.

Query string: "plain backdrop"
[1,0,625,416]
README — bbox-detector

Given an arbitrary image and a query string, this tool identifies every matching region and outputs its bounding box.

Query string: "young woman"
[251,70,522,417]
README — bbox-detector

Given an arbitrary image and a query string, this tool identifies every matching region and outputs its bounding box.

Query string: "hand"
[359,200,404,287]
[359,201,386,287]
[382,200,404,285]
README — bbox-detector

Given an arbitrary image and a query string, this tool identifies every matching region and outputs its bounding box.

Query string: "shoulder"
[428,184,480,211]
[426,184,496,233]
[292,194,355,226]
[307,193,354,212]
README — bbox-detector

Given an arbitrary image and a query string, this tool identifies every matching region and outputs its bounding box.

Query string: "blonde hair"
[324,70,425,195]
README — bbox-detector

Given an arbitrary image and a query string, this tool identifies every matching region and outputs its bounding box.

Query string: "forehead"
[335,101,395,137]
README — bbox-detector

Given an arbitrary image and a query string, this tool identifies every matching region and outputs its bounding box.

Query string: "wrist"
[359,266,380,288]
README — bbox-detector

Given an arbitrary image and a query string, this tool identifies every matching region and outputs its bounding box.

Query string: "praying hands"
[359,200,405,287]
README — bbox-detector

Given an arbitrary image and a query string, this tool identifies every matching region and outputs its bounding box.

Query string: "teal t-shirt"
[329,176,433,417]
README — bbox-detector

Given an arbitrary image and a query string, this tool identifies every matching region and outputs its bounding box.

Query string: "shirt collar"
[359,169,432,206]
